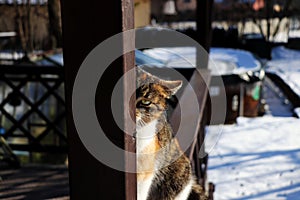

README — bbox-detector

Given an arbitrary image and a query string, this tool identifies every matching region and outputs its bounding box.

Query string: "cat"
[136,67,208,200]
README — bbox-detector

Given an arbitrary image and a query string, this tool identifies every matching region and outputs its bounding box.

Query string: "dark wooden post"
[196,0,214,52]
[61,0,136,199]
[195,0,214,197]
[122,1,137,199]
[196,0,214,68]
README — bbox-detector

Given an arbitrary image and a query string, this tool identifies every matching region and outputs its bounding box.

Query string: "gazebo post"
[61,0,136,199]
[196,0,214,69]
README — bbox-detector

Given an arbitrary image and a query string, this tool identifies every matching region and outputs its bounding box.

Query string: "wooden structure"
[170,69,211,188]
[0,65,67,153]
[61,0,213,199]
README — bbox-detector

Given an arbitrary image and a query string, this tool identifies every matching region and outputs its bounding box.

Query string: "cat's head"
[136,67,182,130]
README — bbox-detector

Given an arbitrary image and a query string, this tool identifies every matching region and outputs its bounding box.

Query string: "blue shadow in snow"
[208,149,300,170]
[232,182,300,200]
[209,148,300,200]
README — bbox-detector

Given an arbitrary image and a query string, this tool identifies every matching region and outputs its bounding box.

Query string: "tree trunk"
[26,0,33,52]
[48,0,62,49]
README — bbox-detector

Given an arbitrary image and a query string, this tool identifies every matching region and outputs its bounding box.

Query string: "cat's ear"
[136,67,156,82]
[136,66,182,96]
[162,80,182,96]
[136,66,162,85]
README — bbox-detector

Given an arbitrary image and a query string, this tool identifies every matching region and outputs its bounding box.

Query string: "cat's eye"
[141,100,151,106]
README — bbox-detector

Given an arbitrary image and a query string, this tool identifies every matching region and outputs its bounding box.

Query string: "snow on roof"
[0,0,47,5]
[0,32,16,37]
[271,46,300,60]
[143,47,261,76]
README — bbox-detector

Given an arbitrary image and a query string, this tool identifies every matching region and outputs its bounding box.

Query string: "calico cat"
[136,67,207,200]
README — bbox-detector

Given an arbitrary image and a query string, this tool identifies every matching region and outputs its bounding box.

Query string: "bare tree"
[250,0,293,42]
[213,0,295,42]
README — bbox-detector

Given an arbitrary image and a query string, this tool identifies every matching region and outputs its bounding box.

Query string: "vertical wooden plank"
[61,0,135,199]
[196,0,213,52]
[193,138,201,182]
[194,0,213,191]
[122,0,137,199]
[196,0,214,68]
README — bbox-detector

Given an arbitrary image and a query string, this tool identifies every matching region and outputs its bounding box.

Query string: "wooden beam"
[122,0,137,199]
[196,0,213,52]
[61,0,136,199]
[170,69,211,161]
[196,0,214,68]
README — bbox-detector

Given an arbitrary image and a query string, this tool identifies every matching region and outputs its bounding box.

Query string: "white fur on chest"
[136,119,158,153]
[137,177,154,200]
[136,119,158,200]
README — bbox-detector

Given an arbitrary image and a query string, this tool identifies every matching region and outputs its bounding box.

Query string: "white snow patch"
[294,108,300,118]
[206,116,300,200]
[266,46,300,98]
[143,47,261,76]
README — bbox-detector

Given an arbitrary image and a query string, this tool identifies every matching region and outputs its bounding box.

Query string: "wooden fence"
[0,65,67,153]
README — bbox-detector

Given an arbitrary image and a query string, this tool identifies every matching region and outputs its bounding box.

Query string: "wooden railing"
[0,65,67,153]
[170,68,213,199]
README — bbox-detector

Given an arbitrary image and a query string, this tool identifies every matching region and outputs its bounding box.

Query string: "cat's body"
[136,68,207,200]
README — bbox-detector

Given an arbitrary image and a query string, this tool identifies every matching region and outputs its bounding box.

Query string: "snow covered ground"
[206,116,300,200]
[206,70,300,199]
